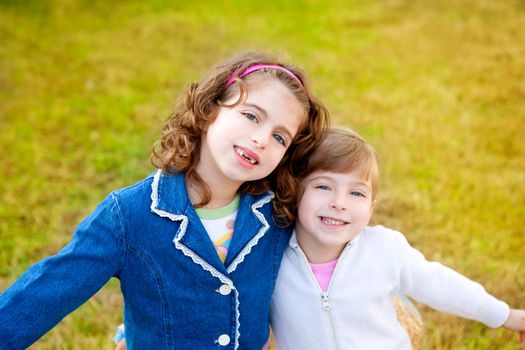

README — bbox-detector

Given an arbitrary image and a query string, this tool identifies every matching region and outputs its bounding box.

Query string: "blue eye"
[242,112,257,122]
[273,134,286,146]
[315,185,330,190]
[350,191,366,198]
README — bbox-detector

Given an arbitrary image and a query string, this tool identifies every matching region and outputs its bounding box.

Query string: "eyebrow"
[308,175,371,188]
[308,175,331,182]
[244,103,294,141]
[244,103,268,118]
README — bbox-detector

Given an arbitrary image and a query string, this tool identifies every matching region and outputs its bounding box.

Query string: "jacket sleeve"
[0,193,126,349]
[394,230,509,328]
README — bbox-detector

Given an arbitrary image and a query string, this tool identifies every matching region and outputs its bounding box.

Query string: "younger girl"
[270,127,525,349]
[0,52,329,349]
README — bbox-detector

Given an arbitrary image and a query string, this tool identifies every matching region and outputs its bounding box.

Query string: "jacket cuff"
[477,295,510,328]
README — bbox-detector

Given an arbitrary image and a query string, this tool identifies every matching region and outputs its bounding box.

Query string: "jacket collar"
[150,169,275,274]
[225,191,274,272]
[150,170,192,215]
[288,229,361,264]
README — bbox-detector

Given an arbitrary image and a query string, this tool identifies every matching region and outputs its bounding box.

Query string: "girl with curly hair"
[0,51,329,350]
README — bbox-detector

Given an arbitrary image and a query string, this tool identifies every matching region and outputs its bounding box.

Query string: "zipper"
[322,242,354,350]
[321,292,331,311]
[321,291,338,350]
[292,243,354,350]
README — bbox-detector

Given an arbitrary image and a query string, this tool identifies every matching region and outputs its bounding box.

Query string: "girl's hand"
[113,323,126,349]
[503,309,525,350]
[115,339,127,350]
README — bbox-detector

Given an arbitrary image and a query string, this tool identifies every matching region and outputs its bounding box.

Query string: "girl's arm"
[393,230,510,328]
[397,232,524,348]
[0,193,126,349]
[394,229,525,348]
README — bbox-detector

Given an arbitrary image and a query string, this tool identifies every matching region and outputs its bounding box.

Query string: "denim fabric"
[0,171,291,349]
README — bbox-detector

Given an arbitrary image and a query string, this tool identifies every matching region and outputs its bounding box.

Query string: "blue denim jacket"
[0,170,291,349]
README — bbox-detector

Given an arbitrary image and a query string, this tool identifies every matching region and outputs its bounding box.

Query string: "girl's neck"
[186,172,240,209]
[295,231,346,264]
[303,249,343,264]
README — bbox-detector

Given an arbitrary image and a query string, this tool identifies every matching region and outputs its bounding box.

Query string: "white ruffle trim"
[227,191,274,273]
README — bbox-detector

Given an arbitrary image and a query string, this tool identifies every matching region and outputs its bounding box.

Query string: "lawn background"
[0,0,524,349]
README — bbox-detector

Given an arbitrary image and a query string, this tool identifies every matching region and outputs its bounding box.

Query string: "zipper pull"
[321,292,331,311]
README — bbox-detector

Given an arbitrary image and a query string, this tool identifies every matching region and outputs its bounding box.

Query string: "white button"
[217,334,230,346]
[218,284,232,296]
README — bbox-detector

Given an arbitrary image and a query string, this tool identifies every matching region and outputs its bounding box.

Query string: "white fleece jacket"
[270,225,509,350]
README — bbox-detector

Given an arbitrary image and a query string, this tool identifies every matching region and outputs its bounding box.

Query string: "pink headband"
[225,64,303,88]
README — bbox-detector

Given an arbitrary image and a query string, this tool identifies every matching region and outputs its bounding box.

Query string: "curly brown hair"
[151,51,329,226]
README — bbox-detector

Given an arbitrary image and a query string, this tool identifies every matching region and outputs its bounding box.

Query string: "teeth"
[235,147,257,164]
[322,217,347,225]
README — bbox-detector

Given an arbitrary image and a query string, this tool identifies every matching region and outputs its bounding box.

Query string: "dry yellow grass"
[1,1,523,349]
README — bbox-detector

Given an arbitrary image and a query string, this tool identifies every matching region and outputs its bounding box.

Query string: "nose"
[329,193,347,211]
[251,129,270,149]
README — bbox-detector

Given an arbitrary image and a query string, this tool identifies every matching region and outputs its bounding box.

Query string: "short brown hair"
[151,51,329,225]
[290,127,379,220]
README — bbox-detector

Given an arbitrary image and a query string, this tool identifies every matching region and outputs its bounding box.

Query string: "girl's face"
[198,78,306,189]
[295,170,374,263]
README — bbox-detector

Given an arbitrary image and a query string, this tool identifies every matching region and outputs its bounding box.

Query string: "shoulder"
[355,226,418,273]
[109,172,157,211]
[74,175,155,233]
[358,225,411,252]
[113,172,155,196]
[361,225,406,242]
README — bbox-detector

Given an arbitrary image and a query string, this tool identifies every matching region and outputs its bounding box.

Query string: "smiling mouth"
[234,146,258,165]
[320,217,349,226]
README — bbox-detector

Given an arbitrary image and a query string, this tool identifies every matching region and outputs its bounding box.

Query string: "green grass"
[1,0,524,348]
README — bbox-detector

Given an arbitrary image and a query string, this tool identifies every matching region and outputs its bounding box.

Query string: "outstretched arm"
[395,231,509,328]
[503,309,525,350]
[0,194,125,349]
